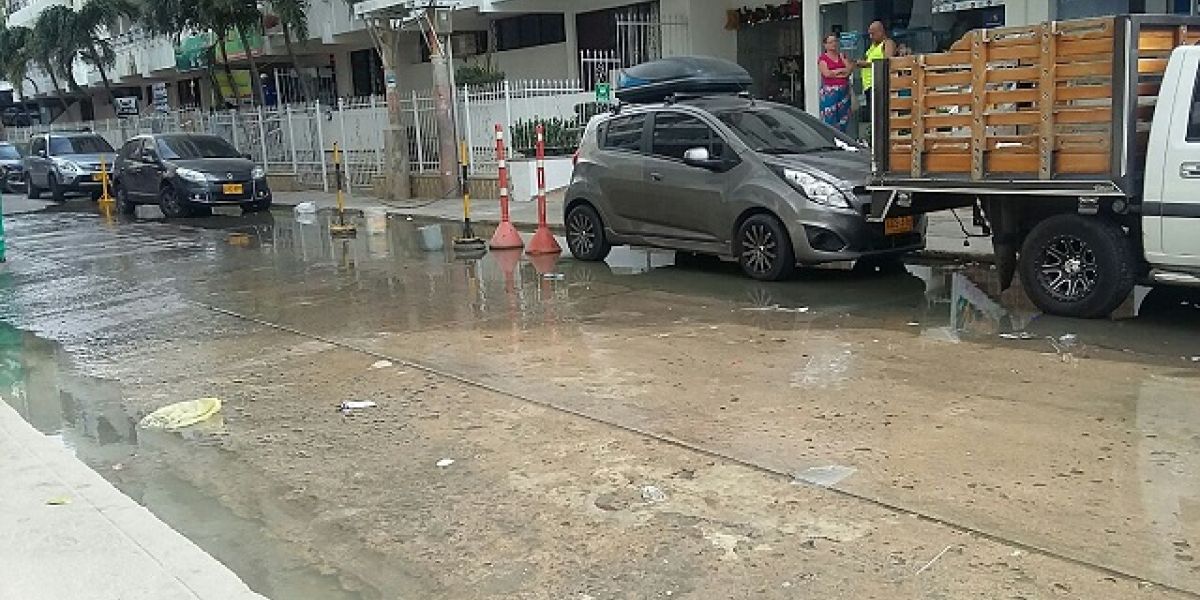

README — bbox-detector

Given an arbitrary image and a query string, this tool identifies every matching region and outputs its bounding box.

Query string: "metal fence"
[1,79,593,190]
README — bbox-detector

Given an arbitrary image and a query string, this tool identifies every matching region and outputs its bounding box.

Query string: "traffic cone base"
[526,225,561,255]
[489,221,525,249]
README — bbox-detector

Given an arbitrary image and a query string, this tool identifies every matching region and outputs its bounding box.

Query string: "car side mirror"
[682,147,723,170]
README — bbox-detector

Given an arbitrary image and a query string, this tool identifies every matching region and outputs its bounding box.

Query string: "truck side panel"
[1145,47,1200,269]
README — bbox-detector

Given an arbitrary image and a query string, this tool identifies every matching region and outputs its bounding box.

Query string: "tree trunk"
[217,33,242,108]
[88,45,119,110]
[281,25,314,103]
[45,66,71,121]
[237,27,266,107]
[377,28,410,200]
[430,41,458,196]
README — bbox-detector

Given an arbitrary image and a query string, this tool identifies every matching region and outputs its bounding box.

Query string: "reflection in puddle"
[0,325,369,600]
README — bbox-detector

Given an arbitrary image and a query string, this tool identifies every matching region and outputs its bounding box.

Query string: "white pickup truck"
[869,14,1200,318]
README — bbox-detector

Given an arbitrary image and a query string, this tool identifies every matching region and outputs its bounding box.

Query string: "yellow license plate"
[92,173,103,182]
[222,183,244,195]
[884,216,914,235]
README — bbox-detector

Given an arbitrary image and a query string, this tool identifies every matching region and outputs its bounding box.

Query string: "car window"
[601,114,646,153]
[1187,64,1200,142]
[715,103,851,154]
[0,144,21,160]
[651,112,725,160]
[49,136,115,155]
[157,136,241,160]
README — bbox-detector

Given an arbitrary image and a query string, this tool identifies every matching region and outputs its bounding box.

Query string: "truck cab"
[1143,45,1200,273]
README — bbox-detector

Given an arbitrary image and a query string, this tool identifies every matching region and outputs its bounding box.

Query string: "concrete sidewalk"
[273,190,994,260]
[0,401,266,600]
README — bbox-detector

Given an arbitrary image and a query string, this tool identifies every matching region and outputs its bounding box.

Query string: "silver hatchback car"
[564,96,926,280]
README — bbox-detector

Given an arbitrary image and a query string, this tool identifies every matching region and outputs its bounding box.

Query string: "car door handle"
[1181,162,1200,178]
[649,172,663,181]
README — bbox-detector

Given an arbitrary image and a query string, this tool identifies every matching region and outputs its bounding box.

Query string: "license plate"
[92,173,103,182]
[222,183,244,195]
[884,216,914,235]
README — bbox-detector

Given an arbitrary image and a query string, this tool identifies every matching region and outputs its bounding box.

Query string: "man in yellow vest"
[857,20,896,124]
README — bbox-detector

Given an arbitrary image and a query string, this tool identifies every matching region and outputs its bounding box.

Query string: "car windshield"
[0,145,20,160]
[714,104,855,155]
[157,136,241,160]
[49,136,114,155]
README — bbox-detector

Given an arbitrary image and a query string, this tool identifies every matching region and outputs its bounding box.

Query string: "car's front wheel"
[736,214,795,281]
[115,183,136,216]
[159,185,190,218]
[565,203,611,262]
[26,173,40,199]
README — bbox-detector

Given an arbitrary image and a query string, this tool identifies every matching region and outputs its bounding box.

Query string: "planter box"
[508,157,573,202]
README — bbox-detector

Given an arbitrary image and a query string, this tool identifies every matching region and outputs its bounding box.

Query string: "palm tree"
[77,0,139,111]
[269,0,314,102]
[31,5,78,117]
[221,0,267,107]
[0,26,37,126]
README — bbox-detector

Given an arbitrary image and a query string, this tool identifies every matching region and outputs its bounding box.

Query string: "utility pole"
[423,8,460,197]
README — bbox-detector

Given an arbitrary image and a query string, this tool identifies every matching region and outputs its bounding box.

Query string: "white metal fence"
[1,79,594,191]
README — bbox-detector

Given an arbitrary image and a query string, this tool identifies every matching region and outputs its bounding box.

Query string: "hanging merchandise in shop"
[725,1,802,30]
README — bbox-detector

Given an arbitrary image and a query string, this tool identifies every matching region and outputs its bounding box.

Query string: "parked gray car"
[25,132,116,201]
[564,96,926,280]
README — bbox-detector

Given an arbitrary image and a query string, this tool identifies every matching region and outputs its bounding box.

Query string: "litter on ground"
[138,397,222,430]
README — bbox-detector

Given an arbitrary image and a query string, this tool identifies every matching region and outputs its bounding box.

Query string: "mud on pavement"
[2,207,1199,599]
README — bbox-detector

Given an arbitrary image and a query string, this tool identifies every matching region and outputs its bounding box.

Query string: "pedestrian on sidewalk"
[857,20,896,126]
[817,33,853,134]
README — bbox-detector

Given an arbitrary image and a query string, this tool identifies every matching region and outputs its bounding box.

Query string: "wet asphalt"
[2,200,1200,598]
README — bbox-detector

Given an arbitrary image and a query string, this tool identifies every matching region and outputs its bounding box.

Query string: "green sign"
[595,82,611,104]
[222,29,264,61]
[175,33,213,72]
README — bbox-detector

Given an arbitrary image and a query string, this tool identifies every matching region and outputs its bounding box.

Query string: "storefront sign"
[152,83,169,113]
[595,82,612,104]
[839,31,861,53]
[222,29,264,60]
[931,0,1005,13]
[115,97,139,117]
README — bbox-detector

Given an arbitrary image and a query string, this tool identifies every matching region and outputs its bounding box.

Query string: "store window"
[495,14,566,52]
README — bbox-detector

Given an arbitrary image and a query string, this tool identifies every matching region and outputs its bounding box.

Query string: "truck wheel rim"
[1038,235,1099,302]
[567,211,596,255]
[742,223,778,275]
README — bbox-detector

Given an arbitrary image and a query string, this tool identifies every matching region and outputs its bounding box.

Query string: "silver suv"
[564,96,926,280]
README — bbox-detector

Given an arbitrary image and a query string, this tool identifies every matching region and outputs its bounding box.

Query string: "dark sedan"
[113,133,272,218]
[0,142,24,193]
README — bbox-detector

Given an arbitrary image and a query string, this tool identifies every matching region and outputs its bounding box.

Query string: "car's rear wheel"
[736,214,795,281]
[25,174,40,199]
[1018,214,1136,318]
[565,203,611,262]
[159,185,190,218]
[48,174,64,202]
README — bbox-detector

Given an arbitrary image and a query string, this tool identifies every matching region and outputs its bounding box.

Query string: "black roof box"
[616,56,752,104]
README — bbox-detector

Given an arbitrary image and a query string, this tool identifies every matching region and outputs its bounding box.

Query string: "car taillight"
[572,148,579,166]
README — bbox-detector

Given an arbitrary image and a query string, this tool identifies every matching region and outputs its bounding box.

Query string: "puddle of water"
[0,325,371,600]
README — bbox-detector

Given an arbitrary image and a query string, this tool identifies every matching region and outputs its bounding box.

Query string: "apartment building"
[2,0,1196,123]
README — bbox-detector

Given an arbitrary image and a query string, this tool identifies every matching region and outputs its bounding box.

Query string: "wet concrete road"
[2,202,1200,599]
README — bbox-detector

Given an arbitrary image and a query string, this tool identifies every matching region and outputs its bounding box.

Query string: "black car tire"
[736,214,795,281]
[26,173,40,200]
[159,185,191,219]
[48,173,64,202]
[1018,214,1136,319]
[115,184,136,216]
[565,203,611,262]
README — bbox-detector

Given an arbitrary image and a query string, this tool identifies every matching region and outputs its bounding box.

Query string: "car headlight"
[174,167,209,183]
[251,166,266,180]
[52,158,83,174]
[779,168,852,209]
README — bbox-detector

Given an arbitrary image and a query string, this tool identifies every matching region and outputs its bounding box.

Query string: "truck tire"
[1018,214,1136,319]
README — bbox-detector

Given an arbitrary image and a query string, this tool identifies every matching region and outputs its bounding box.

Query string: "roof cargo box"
[616,56,752,104]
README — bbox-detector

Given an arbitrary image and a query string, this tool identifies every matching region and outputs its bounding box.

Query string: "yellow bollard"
[97,156,115,206]
[452,139,485,256]
[329,141,356,237]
